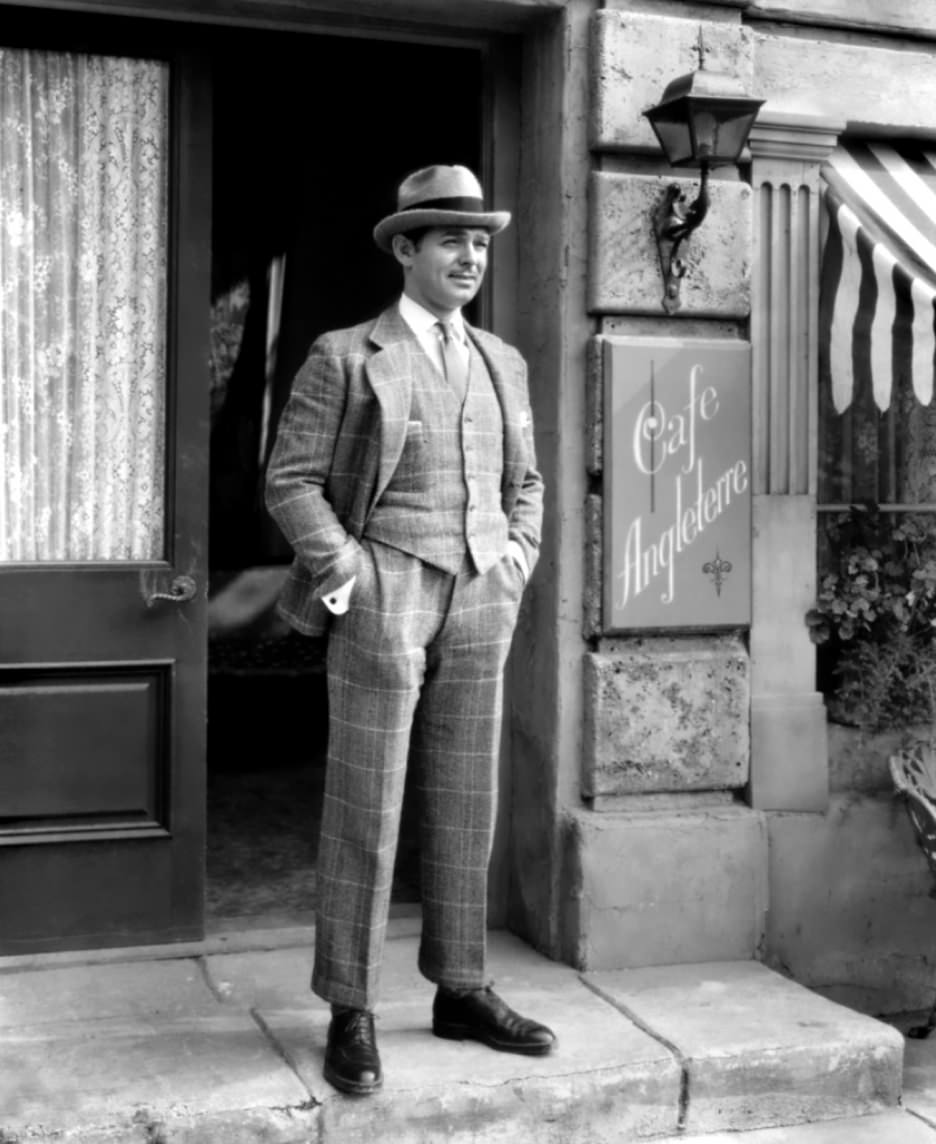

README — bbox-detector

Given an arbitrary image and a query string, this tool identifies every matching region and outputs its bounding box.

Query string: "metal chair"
[890,743,936,1038]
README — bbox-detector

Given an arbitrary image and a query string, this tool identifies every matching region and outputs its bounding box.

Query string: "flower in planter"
[806,505,936,735]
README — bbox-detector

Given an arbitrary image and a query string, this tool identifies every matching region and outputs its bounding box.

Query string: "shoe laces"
[342,1009,376,1046]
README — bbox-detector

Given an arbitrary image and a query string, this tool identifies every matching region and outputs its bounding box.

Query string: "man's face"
[395,227,490,317]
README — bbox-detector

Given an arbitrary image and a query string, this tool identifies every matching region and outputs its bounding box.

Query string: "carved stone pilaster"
[749,113,842,496]
[746,112,843,812]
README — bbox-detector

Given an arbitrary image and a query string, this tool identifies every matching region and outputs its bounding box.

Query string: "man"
[265,164,553,1096]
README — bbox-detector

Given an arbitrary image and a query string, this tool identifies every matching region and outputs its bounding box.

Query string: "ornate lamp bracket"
[652,162,710,313]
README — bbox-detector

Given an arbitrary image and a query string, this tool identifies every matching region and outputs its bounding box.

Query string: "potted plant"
[807,504,936,738]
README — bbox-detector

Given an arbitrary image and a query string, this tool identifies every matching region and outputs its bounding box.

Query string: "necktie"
[436,320,468,404]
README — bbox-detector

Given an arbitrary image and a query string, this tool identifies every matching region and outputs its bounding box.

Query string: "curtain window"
[0,47,169,562]
[819,141,936,509]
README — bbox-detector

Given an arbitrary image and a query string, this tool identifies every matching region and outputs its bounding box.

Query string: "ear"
[391,233,415,268]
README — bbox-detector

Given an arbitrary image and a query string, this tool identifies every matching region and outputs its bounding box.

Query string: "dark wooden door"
[0,45,211,954]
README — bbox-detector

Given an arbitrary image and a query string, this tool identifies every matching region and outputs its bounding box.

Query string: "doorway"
[205,29,485,932]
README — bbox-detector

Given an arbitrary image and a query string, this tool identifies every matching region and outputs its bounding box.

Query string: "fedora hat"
[373,165,511,253]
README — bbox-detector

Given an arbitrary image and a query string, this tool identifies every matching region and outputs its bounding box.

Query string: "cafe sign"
[603,337,751,631]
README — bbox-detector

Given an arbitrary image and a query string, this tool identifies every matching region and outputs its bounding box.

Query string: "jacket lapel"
[466,324,525,491]
[365,306,417,507]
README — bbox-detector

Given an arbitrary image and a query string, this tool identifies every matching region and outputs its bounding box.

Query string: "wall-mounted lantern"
[643,52,763,313]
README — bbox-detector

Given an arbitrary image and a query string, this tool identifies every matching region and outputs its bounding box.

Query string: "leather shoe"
[432,986,556,1056]
[323,1008,383,1095]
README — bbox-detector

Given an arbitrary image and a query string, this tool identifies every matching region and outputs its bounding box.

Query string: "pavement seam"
[908,1105,936,1132]
[195,955,320,1114]
[250,1005,320,1112]
[194,954,228,1003]
[579,974,690,1132]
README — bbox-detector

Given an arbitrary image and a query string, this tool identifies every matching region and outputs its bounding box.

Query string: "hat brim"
[373,209,511,253]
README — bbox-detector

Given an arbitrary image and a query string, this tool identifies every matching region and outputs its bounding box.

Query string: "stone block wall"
[583,637,749,797]
[582,5,754,805]
[591,9,754,153]
[589,172,753,316]
[567,1,762,970]
[568,805,768,971]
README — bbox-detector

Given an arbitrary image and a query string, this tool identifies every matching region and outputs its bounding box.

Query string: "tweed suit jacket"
[265,303,544,636]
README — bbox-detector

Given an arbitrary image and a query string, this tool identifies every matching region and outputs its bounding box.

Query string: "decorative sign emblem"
[603,337,752,630]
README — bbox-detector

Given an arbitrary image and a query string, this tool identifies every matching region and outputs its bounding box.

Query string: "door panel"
[0,44,210,953]
[0,665,168,826]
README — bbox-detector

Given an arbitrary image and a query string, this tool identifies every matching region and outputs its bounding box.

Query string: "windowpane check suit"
[266,302,543,1011]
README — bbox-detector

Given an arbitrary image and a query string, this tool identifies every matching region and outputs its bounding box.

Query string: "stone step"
[0,929,905,1143]
[583,958,904,1137]
[659,1110,936,1143]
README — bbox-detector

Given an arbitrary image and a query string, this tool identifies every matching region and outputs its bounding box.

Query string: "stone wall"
[570,1,766,970]
[565,0,936,986]
[764,726,936,1014]
[766,790,936,1016]
[747,0,936,39]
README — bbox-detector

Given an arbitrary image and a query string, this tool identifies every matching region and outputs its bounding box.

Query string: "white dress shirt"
[398,291,469,374]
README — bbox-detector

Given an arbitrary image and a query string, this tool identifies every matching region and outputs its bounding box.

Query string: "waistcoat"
[364,336,508,575]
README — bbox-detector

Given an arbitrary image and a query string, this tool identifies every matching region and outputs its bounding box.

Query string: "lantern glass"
[690,103,760,164]
[645,110,693,167]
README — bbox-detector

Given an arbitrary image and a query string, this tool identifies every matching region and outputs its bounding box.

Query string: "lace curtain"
[0,48,169,562]
[818,365,936,506]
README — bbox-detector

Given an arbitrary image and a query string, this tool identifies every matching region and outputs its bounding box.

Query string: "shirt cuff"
[507,540,529,583]
[322,575,356,615]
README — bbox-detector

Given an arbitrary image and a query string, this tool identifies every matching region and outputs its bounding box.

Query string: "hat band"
[400,195,486,213]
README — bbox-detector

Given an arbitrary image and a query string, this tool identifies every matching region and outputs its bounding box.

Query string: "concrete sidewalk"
[0,921,928,1143]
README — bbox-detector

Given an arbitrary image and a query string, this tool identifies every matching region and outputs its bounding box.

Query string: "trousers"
[311,539,525,1011]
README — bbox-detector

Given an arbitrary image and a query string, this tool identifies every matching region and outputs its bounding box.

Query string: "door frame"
[0,0,565,953]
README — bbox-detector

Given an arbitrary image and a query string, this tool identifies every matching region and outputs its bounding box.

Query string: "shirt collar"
[398,293,466,343]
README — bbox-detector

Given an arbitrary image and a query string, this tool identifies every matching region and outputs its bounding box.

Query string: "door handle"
[145,574,198,607]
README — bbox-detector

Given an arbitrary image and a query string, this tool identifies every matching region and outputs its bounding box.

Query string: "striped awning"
[820,142,936,413]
